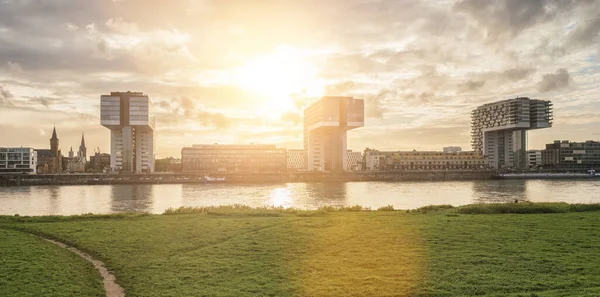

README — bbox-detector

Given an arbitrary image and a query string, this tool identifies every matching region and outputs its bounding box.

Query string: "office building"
[365,150,485,171]
[101,91,155,173]
[471,97,552,169]
[542,140,600,170]
[304,96,364,171]
[182,144,287,173]
[346,150,363,171]
[287,149,305,171]
[90,151,111,173]
[527,150,542,168]
[0,147,37,174]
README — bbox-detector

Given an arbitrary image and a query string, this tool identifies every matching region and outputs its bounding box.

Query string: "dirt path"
[44,238,125,297]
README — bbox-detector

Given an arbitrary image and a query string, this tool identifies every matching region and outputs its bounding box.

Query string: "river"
[0,180,599,216]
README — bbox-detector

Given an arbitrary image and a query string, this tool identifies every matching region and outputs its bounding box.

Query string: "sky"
[1,0,599,158]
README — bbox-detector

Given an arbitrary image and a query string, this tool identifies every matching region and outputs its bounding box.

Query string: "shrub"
[457,202,570,214]
[416,205,454,213]
[377,205,395,211]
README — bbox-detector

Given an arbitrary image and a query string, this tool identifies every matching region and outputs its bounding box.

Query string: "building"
[90,151,111,173]
[78,133,87,163]
[35,126,63,174]
[0,147,37,174]
[101,91,155,173]
[365,150,485,171]
[304,96,364,171]
[287,149,305,171]
[182,144,287,173]
[542,140,600,170]
[443,146,462,154]
[471,97,552,169]
[346,150,362,171]
[365,150,387,171]
[527,150,542,168]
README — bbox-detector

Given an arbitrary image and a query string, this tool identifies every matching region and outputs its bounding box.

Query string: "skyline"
[1,0,600,157]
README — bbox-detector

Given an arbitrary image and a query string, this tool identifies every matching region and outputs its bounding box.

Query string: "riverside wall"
[0,170,495,186]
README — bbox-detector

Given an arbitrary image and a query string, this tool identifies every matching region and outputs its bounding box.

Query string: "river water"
[0,180,599,216]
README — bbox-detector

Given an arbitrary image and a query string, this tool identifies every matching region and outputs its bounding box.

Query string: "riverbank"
[0,170,496,186]
[2,203,600,296]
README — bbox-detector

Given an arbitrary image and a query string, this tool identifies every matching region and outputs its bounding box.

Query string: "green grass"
[0,229,104,297]
[2,203,600,296]
[457,202,600,214]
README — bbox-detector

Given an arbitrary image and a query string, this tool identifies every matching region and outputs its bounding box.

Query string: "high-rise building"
[471,97,552,169]
[303,96,364,171]
[101,91,155,173]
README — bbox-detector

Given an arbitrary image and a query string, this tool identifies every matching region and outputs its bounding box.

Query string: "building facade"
[0,147,37,174]
[527,150,542,168]
[287,149,305,171]
[542,140,600,170]
[346,150,362,171]
[365,150,485,171]
[101,91,155,173]
[471,97,552,169]
[304,96,364,171]
[182,144,287,173]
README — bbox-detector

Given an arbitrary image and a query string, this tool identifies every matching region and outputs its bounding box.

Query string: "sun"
[235,49,323,115]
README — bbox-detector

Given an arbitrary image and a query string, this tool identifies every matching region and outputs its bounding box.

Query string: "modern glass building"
[471,97,552,169]
[303,96,364,171]
[101,91,155,173]
[542,140,600,170]
[181,144,287,173]
[0,147,37,174]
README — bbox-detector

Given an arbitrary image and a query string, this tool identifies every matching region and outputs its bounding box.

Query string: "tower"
[50,125,59,158]
[100,91,155,173]
[69,146,74,158]
[471,97,553,169]
[78,133,87,162]
[303,96,364,171]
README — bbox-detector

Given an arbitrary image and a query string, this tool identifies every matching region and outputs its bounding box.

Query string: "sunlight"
[269,187,293,208]
[235,49,323,115]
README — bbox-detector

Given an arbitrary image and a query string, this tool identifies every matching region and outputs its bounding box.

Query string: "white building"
[304,96,364,171]
[365,151,386,171]
[345,150,362,171]
[471,97,552,169]
[287,149,305,171]
[101,91,155,173]
[527,150,542,168]
[0,147,37,174]
[443,146,462,154]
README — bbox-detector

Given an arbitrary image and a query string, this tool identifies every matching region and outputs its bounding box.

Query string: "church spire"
[51,125,58,139]
[80,133,86,148]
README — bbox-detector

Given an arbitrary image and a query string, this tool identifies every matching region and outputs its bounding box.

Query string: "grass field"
[1,203,600,296]
[0,229,104,297]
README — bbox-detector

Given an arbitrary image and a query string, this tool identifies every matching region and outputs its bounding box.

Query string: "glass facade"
[182,145,287,173]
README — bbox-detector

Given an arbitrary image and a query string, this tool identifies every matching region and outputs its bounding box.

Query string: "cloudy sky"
[1,0,599,158]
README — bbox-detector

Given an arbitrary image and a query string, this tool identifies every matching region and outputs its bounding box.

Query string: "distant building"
[181,144,287,173]
[0,147,37,174]
[304,96,364,171]
[365,150,485,171]
[101,91,155,173]
[527,150,542,168]
[542,140,600,170]
[78,133,87,164]
[287,149,305,171]
[346,150,362,171]
[443,146,462,154]
[36,125,63,174]
[90,151,111,173]
[471,97,552,169]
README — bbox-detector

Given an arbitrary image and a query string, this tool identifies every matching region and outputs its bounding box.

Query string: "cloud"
[537,68,571,92]
[0,86,14,106]
[501,67,535,81]
[366,90,393,118]
[458,80,485,92]
[280,112,302,124]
